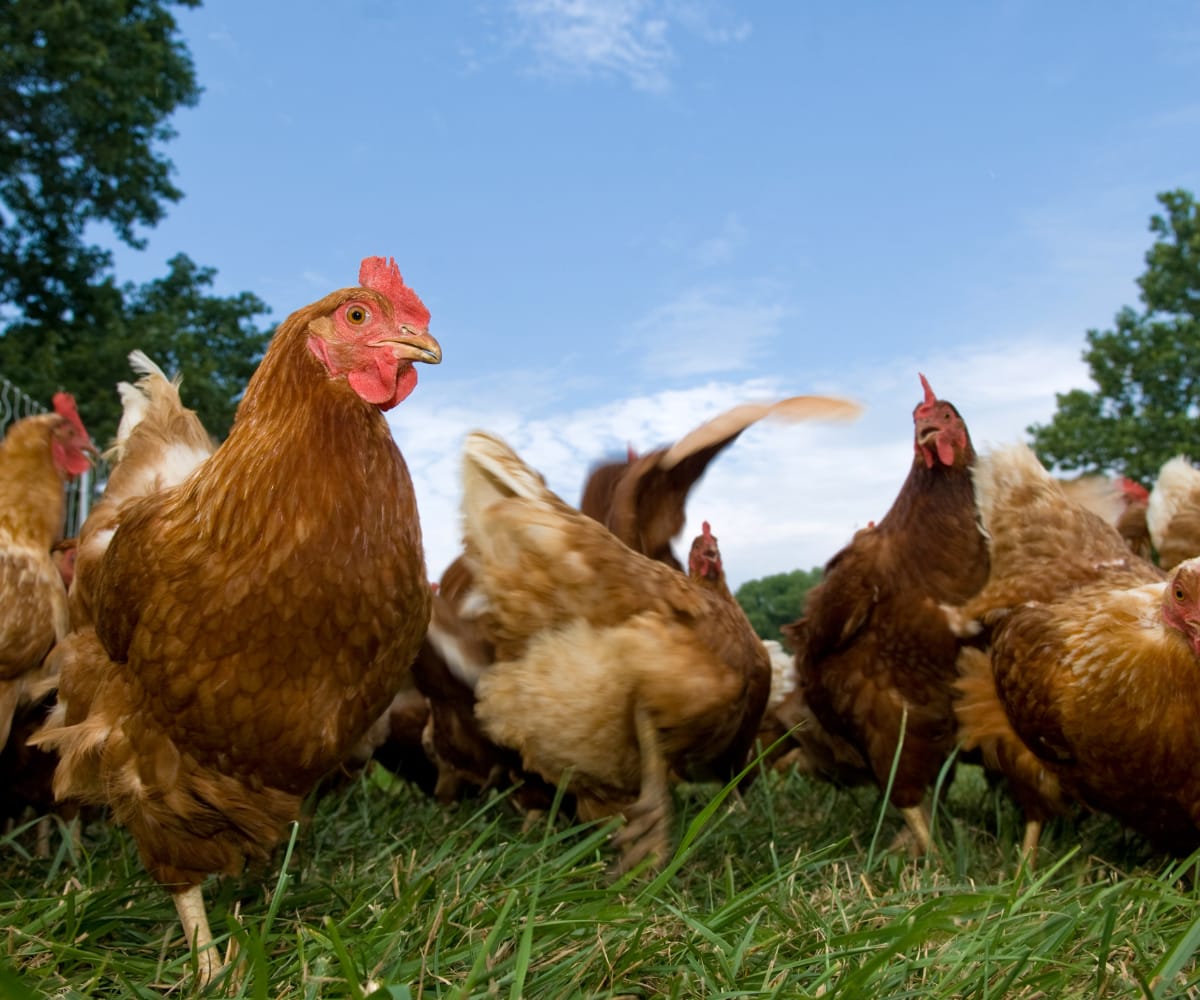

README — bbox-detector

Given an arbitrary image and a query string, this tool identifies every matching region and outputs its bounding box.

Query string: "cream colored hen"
[461,430,774,873]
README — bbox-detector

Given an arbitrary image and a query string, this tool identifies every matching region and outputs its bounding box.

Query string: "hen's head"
[1119,477,1150,506]
[1161,557,1200,657]
[912,373,970,469]
[306,256,442,410]
[688,521,724,583]
[50,393,96,478]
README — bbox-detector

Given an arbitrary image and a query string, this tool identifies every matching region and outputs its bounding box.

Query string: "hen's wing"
[581,395,862,569]
[946,444,1161,635]
[463,431,710,650]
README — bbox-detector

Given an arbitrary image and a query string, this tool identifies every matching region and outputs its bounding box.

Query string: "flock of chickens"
[4,258,1200,985]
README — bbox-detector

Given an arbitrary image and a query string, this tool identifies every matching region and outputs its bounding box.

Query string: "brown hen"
[780,374,989,854]
[975,558,1200,856]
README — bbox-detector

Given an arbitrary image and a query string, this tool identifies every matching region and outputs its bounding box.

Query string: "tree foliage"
[0,0,199,323]
[0,0,274,446]
[735,567,822,647]
[1029,189,1200,485]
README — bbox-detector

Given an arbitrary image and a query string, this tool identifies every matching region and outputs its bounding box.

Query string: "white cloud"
[692,213,747,266]
[624,284,788,377]
[391,335,1090,590]
[507,0,748,92]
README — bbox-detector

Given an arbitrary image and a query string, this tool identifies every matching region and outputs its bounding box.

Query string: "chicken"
[780,374,989,854]
[460,431,780,873]
[0,394,94,749]
[1057,473,1152,561]
[965,558,1200,856]
[1116,477,1153,561]
[945,442,1163,858]
[579,395,862,570]
[1148,456,1200,570]
[32,257,441,985]
[413,394,861,804]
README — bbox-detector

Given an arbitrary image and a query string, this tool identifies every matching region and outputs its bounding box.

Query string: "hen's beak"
[384,326,442,365]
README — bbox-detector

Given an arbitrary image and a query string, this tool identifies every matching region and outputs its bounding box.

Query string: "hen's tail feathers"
[661,395,863,471]
[108,351,184,462]
[1056,474,1123,528]
[461,431,552,516]
[762,639,796,712]
[1148,456,1200,552]
[460,431,560,564]
[971,443,1061,535]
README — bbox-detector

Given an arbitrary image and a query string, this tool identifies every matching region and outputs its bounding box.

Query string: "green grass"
[3,762,1200,998]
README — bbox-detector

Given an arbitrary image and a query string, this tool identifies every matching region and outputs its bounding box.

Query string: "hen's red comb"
[52,392,89,440]
[918,373,937,407]
[1120,477,1150,502]
[358,256,431,328]
[702,520,713,539]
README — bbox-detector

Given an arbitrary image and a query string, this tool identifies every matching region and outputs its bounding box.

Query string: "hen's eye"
[1176,586,1186,601]
[346,305,368,325]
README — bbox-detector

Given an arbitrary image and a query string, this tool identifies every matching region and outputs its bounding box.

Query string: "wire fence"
[1,374,104,538]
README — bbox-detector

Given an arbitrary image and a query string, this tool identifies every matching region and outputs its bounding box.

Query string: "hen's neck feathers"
[187,291,417,550]
[0,416,68,546]
[883,448,978,529]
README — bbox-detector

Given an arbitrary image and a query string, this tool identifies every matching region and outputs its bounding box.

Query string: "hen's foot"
[174,884,222,987]
[610,794,671,875]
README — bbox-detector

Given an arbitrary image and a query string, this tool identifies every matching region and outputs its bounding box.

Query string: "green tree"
[735,568,822,647]
[0,0,200,326]
[0,0,274,445]
[1029,189,1200,485]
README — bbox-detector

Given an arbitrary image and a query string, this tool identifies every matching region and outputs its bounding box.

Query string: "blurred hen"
[0,394,94,749]
[461,428,778,872]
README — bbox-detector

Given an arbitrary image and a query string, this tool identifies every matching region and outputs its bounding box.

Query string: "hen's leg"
[1020,819,1042,868]
[610,703,671,875]
[892,802,934,857]
[173,885,220,985]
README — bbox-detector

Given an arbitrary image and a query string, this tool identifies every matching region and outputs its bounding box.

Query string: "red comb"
[918,373,937,407]
[702,520,713,539]
[358,256,431,328]
[51,392,89,440]
[1120,477,1150,502]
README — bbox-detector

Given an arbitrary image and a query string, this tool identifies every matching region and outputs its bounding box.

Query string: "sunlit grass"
[3,762,1199,998]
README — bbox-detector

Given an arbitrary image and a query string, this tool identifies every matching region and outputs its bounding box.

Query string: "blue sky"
[108,0,1200,585]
